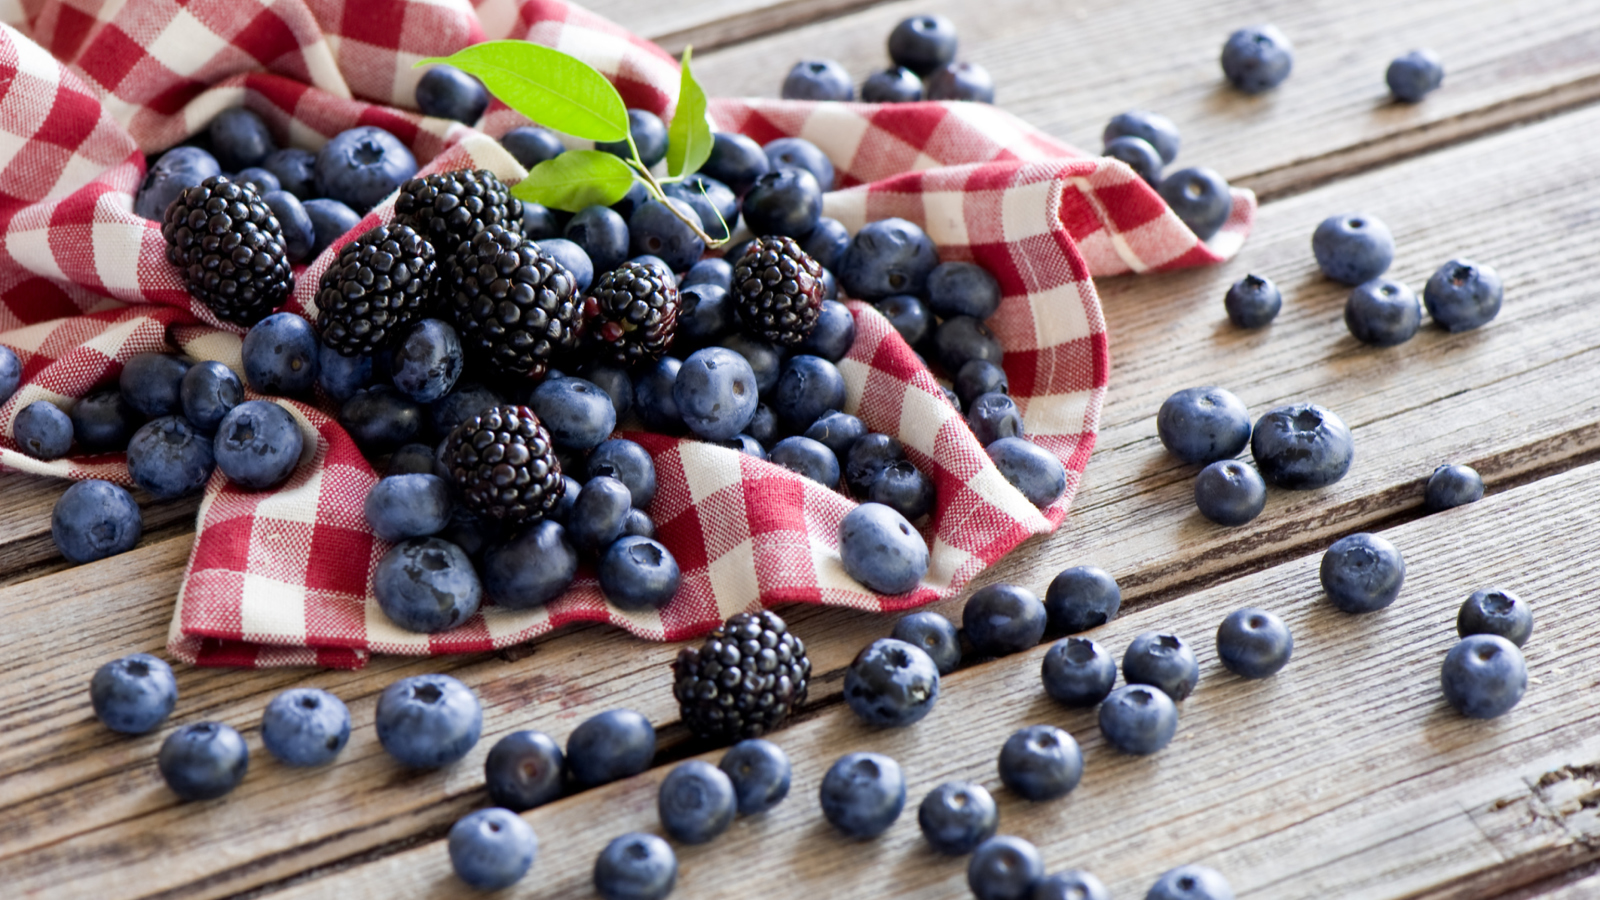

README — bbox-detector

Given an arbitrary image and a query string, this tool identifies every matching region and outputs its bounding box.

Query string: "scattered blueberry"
[389,319,462,404]
[841,217,940,300]
[1104,110,1181,165]
[719,333,783,395]
[934,315,1003,375]
[70,390,140,452]
[1098,684,1179,755]
[303,198,362,257]
[448,807,536,891]
[259,189,315,263]
[1223,274,1281,329]
[430,383,505,436]
[119,352,189,418]
[658,760,736,844]
[683,257,733,292]
[820,751,905,838]
[214,400,303,489]
[587,439,658,508]
[14,400,73,459]
[593,833,676,900]
[340,386,424,454]
[1105,135,1164,188]
[233,167,279,196]
[1123,631,1200,700]
[741,167,824,238]
[563,204,629,275]
[839,502,928,595]
[745,402,780,448]
[1345,277,1422,346]
[261,147,316,200]
[919,781,997,855]
[51,479,141,563]
[597,109,668,169]
[1042,637,1117,707]
[999,724,1082,801]
[926,62,996,103]
[135,146,220,220]
[968,835,1044,900]
[771,435,841,486]
[868,460,935,520]
[888,14,958,76]
[501,126,566,168]
[261,688,350,767]
[1425,463,1484,511]
[1320,532,1405,613]
[633,356,685,433]
[804,410,866,460]
[987,437,1067,507]
[1250,403,1354,489]
[375,673,481,768]
[90,653,177,734]
[1035,871,1112,900]
[415,64,488,123]
[374,537,482,632]
[798,300,856,362]
[764,137,836,193]
[1194,459,1267,526]
[772,355,845,430]
[365,473,452,542]
[159,722,249,801]
[675,346,759,440]
[844,637,941,727]
[481,520,579,610]
[1442,634,1527,719]
[1388,49,1444,103]
[665,174,739,241]
[631,198,706,273]
[570,476,634,555]
[314,125,417,213]
[1313,213,1394,285]
[964,583,1047,657]
[1044,565,1121,634]
[1221,24,1295,93]
[485,730,564,811]
[1457,589,1532,647]
[967,392,1025,446]
[781,58,855,101]
[209,108,275,171]
[1424,258,1503,332]
[1158,167,1233,242]
[243,312,320,396]
[1147,864,1235,900]
[717,739,792,816]
[127,416,215,498]
[891,610,960,675]
[703,132,771,195]
[599,536,680,610]
[1215,608,1293,678]
[567,709,656,788]
[530,377,617,451]
[875,293,933,345]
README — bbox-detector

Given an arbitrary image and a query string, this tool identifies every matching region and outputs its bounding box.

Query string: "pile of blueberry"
[781,15,995,104]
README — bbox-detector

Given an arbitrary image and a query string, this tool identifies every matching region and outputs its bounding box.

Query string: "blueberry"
[440,507,505,559]
[771,355,845,431]
[1387,49,1444,103]
[719,334,783,396]
[259,190,314,263]
[387,443,438,477]
[868,460,934,520]
[925,263,1000,322]
[1098,684,1178,755]
[430,382,506,436]
[575,365,635,421]
[741,167,823,238]
[159,722,249,801]
[340,386,424,454]
[596,108,668,169]
[1104,110,1181,165]
[1443,634,1528,719]
[1158,167,1233,242]
[71,390,141,452]
[1194,459,1266,526]
[531,377,617,451]
[633,199,709,273]
[90,653,177,734]
[415,64,488,123]
[1457,589,1532,647]
[934,316,1003,375]
[0,344,19,405]
[633,356,684,433]
[1223,274,1281,329]
[845,432,906,496]
[593,833,676,900]
[1042,637,1117,707]
[668,173,739,238]
[673,346,759,440]
[1425,463,1484,511]
[374,536,482,632]
[820,751,905,838]
[365,473,452,541]
[447,807,536,891]
[375,673,482,768]
[243,312,320,396]
[703,132,771,195]
[780,58,854,101]
[987,438,1067,507]
[771,436,840,486]
[1147,865,1235,900]
[658,760,736,845]
[1123,631,1200,700]
[1424,258,1502,332]
[610,180,652,222]
[209,108,275,171]
[14,400,73,459]
[562,205,630,275]
[1216,608,1293,678]
[481,519,579,610]
[918,781,997,855]
[1036,871,1112,900]
[485,730,564,811]
[718,739,792,815]
[839,502,928,595]
[261,688,350,766]
[303,198,362,257]
[520,201,565,239]
[528,238,591,292]
[315,126,417,213]
[501,126,566,168]
[234,166,281,195]
[599,536,680,610]
[677,285,733,348]
[135,146,221,220]
[890,611,960,674]
[1340,279,1423,348]
[968,835,1044,900]
[862,66,924,103]
[262,147,317,199]
[804,410,866,459]
[1043,565,1121,635]
[1104,136,1163,188]
[875,294,933,345]
[587,439,658,508]
[999,724,1082,802]
[683,257,733,292]
[820,267,840,300]
[764,137,836,193]
[967,392,1024,446]
[1250,403,1354,489]
[1221,24,1295,94]
[389,319,462,403]
[127,416,215,498]
[841,217,940,300]
[844,637,941,727]
[570,476,633,554]
[51,479,141,563]
[1320,532,1406,613]
[566,709,656,788]
[799,219,851,276]
[1313,213,1395,285]
[745,402,780,448]
[798,300,856,362]
[120,352,189,418]
[214,400,303,489]
[926,62,996,103]
[888,14,958,76]
[964,583,1047,656]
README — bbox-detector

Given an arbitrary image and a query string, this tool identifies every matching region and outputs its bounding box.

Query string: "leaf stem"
[625,133,727,247]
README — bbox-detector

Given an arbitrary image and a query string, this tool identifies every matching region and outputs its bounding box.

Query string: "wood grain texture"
[263,458,1600,900]
[588,0,885,55]
[9,53,1600,900]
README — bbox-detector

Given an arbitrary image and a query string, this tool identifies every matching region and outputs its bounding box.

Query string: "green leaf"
[417,41,628,142]
[665,47,712,178]
[512,150,637,212]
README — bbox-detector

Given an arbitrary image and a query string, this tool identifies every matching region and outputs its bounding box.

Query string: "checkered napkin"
[0,0,1254,668]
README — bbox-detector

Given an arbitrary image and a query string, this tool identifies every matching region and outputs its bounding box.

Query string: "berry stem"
[624,133,728,248]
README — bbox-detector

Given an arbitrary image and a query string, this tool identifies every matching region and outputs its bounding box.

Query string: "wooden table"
[8,0,1600,897]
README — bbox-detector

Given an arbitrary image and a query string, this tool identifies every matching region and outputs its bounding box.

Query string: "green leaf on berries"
[666,47,712,178]
[513,150,637,211]
[417,41,628,142]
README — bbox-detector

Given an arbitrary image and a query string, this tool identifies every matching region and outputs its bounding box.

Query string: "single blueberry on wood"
[1147,864,1236,900]
[1424,463,1484,511]
[1320,532,1406,613]
[1035,871,1112,900]
[1098,684,1178,755]
[888,14,958,76]
[1345,277,1422,346]
[968,835,1044,900]
[657,760,737,845]
[1424,258,1502,332]
[1250,402,1354,489]
[964,583,1047,657]
[1313,213,1395,285]
[1123,631,1200,701]
[159,721,249,801]
[1194,459,1267,526]
[566,709,656,789]
[892,610,961,675]
[1223,273,1282,328]
[447,807,536,891]
[1042,637,1117,707]
[843,637,941,727]
[1221,24,1295,94]
[52,479,141,563]
[1441,634,1527,719]
[90,653,177,734]
[261,688,351,767]
[485,730,564,811]
[1388,49,1444,102]
[718,738,792,815]
[919,781,997,855]
[593,833,676,900]
[375,673,482,768]
[997,724,1082,801]
[1044,565,1122,634]
[1215,608,1293,678]
[819,751,905,838]
[1457,589,1532,647]
[1157,386,1252,465]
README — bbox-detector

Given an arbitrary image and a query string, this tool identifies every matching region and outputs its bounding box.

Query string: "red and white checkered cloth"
[0,0,1253,668]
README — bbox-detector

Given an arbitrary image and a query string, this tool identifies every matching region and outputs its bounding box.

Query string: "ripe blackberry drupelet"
[440,405,565,526]
[315,223,437,357]
[673,610,811,744]
[394,169,519,280]
[583,261,680,366]
[161,176,292,325]
[448,225,583,380]
[731,236,825,346]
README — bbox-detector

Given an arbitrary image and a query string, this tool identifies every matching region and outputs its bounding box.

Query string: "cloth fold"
[0,0,1253,669]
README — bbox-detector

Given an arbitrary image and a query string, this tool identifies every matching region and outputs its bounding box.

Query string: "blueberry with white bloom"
[485,730,564,811]
[1424,258,1503,332]
[998,724,1082,801]
[448,807,536,891]
[820,751,905,838]
[891,611,961,674]
[719,738,792,815]
[15,400,73,459]
[159,722,249,801]
[1194,459,1267,526]
[261,688,350,766]
[1147,864,1236,900]
[598,536,680,610]
[1041,637,1117,707]
[1250,403,1353,489]
[214,400,304,489]
[1457,589,1532,647]
[1158,167,1232,241]
[988,437,1067,507]
[1442,634,1527,719]
[375,673,482,768]
[771,435,840,487]
[1320,532,1406,613]
[1221,24,1294,94]
[594,833,676,900]
[1224,273,1281,328]
[964,583,1047,657]
[674,347,759,440]
[1424,463,1484,511]
[1123,631,1200,701]
[968,835,1044,900]
[127,416,215,498]
[1157,386,1252,466]
[1387,49,1444,102]
[658,760,736,844]
[374,537,482,633]
[481,520,578,611]
[1098,684,1178,755]
[52,480,141,563]
[1215,608,1293,678]
[1313,213,1394,285]
[90,653,177,734]
[839,502,928,595]
[1345,277,1422,346]
[364,473,453,542]
[919,781,997,855]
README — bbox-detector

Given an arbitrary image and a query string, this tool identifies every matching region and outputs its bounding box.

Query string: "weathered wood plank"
[257,457,1600,900]
[8,70,1600,900]
[690,0,1600,197]
[587,0,881,56]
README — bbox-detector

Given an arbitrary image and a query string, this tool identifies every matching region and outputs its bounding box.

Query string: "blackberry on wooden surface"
[161,176,291,325]
[315,224,437,357]
[448,225,583,380]
[673,610,811,744]
[730,236,825,346]
[440,405,565,526]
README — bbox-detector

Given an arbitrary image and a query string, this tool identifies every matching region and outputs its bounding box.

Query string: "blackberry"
[731,236,825,346]
[583,261,680,367]
[673,610,811,744]
[315,224,437,357]
[394,169,520,287]
[440,405,565,526]
[161,176,292,325]
[448,225,583,380]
